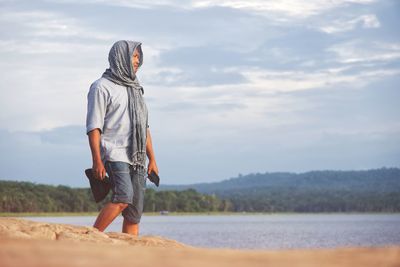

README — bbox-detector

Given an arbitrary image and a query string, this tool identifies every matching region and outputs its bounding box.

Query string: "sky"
[0,0,399,187]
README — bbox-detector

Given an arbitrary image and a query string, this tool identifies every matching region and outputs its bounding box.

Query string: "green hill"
[1,167,399,213]
[154,167,400,212]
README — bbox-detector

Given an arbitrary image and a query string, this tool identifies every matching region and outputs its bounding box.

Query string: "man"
[86,40,158,236]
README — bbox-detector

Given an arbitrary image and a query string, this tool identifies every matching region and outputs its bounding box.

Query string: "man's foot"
[122,218,139,236]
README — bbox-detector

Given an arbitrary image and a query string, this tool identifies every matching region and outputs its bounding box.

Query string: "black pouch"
[147,171,160,187]
[85,168,111,203]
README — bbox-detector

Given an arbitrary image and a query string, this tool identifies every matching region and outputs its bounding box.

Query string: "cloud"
[192,0,377,18]
[158,100,246,113]
[0,39,106,54]
[146,45,250,86]
[319,14,380,33]
[258,68,399,91]
[50,0,377,19]
[0,9,116,41]
[145,68,247,87]
[327,40,400,64]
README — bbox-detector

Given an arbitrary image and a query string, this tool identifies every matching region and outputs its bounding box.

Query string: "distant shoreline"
[1,211,399,217]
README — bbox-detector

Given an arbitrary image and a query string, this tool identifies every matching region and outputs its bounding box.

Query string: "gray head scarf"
[102,40,148,170]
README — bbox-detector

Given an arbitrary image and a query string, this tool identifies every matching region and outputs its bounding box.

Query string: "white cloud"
[193,0,376,18]
[0,10,116,40]
[320,14,380,34]
[46,0,377,19]
[361,14,380,28]
[208,65,399,95]
[140,63,400,145]
[0,39,106,54]
[327,40,400,64]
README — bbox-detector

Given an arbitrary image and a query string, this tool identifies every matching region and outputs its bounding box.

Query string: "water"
[22,213,400,250]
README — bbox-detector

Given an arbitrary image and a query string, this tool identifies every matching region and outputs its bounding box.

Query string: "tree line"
[0,177,399,213]
[0,181,231,213]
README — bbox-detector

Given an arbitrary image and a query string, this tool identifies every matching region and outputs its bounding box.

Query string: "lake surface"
[22,213,400,250]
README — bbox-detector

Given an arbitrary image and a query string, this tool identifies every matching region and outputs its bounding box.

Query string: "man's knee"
[114,202,129,210]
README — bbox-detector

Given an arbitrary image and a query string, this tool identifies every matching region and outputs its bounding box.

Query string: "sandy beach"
[0,217,399,267]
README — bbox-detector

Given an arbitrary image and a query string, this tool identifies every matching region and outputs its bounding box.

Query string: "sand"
[0,217,399,267]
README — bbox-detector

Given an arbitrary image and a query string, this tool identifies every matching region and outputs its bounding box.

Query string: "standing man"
[86,40,158,236]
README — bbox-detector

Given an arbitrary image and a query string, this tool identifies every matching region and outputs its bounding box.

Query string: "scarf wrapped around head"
[101,40,148,170]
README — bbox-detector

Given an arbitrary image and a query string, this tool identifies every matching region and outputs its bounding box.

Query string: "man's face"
[132,48,140,73]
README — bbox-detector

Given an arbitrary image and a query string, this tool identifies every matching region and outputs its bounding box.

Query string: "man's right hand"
[92,161,106,180]
[88,128,105,180]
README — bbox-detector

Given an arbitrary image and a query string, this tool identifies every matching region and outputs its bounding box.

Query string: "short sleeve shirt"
[86,77,149,165]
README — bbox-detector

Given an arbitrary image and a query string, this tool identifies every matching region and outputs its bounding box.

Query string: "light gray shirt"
[86,77,149,165]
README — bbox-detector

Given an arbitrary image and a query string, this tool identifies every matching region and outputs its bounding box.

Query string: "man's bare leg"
[122,218,139,235]
[93,202,128,232]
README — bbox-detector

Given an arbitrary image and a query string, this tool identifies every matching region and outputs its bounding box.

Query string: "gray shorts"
[105,161,147,224]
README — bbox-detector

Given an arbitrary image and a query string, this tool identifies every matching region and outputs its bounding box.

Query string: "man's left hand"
[147,159,159,175]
